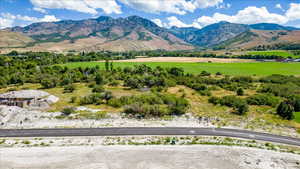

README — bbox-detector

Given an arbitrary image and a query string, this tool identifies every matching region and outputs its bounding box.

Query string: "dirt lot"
[103,57,254,63]
[1,145,299,169]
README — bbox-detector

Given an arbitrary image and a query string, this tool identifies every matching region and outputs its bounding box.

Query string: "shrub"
[63,84,75,93]
[288,95,300,112]
[109,93,189,118]
[209,95,248,115]
[246,94,280,107]
[260,83,300,98]
[92,85,105,93]
[236,88,244,96]
[41,79,57,89]
[62,107,76,116]
[276,101,294,120]
[70,96,77,103]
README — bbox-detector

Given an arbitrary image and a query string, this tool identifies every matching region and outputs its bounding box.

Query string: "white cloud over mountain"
[155,4,300,29]
[0,13,60,29]
[29,0,223,15]
[30,0,122,15]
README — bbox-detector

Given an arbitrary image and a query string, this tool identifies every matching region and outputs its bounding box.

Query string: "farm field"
[247,50,300,58]
[64,61,300,76]
[295,112,300,123]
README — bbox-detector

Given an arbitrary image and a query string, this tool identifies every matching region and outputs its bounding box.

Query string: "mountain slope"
[249,23,300,31]
[170,22,250,47]
[7,16,193,52]
[216,29,300,49]
[2,16,300,52]
[0,31,34,48]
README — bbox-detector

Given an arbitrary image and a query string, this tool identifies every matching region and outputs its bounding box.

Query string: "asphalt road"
[0,127,299,146]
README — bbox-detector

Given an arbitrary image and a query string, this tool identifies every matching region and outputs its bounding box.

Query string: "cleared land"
[1,145,299,169]
[102,57,253,63]
[64,61,300,76]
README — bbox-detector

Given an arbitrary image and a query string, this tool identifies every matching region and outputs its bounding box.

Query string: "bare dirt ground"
[101,57,254,63]
[1,145,299,169]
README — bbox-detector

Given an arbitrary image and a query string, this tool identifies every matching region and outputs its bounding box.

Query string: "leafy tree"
[95,73,104,85]
[276,101,294,120]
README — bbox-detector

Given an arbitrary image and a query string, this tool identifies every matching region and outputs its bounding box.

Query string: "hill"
[1,15,300,52]
[216,29,300,50]
[6,16,193,52]
[0,31,34,48]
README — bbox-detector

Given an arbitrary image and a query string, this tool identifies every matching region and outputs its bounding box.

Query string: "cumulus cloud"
[30,0,121,15]
[153,4,300,29]
[152,16,201,29]
[118,0,222,15]
[33,7,47,14]
[151,18,164,27]
[286,3,300,21]
[194,6,289,27]
[119,0,195,15]
[0,13,60,29]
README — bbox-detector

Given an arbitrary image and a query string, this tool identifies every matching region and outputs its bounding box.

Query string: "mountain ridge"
[2,15,300,52]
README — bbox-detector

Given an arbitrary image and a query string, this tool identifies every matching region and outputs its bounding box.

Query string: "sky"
[0,0,300,29]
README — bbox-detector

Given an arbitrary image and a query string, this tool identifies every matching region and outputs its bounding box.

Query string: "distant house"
[0,90,59,109]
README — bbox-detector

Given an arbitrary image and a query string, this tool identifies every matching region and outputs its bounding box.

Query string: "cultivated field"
[247,50,300,58]
[64,61,300,76]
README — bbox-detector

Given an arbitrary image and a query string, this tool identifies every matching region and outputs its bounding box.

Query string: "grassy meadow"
[63,62,300,76]
[247,50,300,58]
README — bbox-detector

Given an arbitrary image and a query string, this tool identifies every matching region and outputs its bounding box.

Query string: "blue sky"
[0,0,300,29]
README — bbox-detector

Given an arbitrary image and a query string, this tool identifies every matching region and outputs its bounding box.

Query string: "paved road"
[0,127,299,146]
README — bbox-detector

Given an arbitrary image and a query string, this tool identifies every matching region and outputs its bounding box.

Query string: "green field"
[64,62,300,76]
[295,112,300,123]
[247,50,299,58]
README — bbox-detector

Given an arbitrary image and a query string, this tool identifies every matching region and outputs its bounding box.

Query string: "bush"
[209,95,248,115]
[70,96,77,103]
[109,93,189,118]
[62,107,76,116]
[80,93,103,105]
[246,94,280,107]
[92,85,105,93]
[288,95,300,112]
[41,79,57,89]
[236,88,244,96]
[63,84,75,93]
[260,83,300,98]
[276,101,294,120]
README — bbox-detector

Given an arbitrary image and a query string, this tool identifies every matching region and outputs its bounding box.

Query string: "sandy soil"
[104,57,254,63]
[0,145,299,169]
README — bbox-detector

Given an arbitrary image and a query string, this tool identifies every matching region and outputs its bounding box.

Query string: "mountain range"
[1,15,300,52]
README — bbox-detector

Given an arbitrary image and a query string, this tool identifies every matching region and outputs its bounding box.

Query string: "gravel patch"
[0,145,299,169]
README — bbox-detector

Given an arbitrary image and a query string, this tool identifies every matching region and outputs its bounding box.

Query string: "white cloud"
[0,13,60,29]
[194,6,289,27]
[40,15,60,22]
[118,0,222,15]
[275,4,282,9]
[152,16,201,29]
[119,0,194,15]
[151,18,164,27]
[0,17,13,29]
[33,7,47,14]
[30,0,121,15]
[193,0,223,9]
[286,3,300,21]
